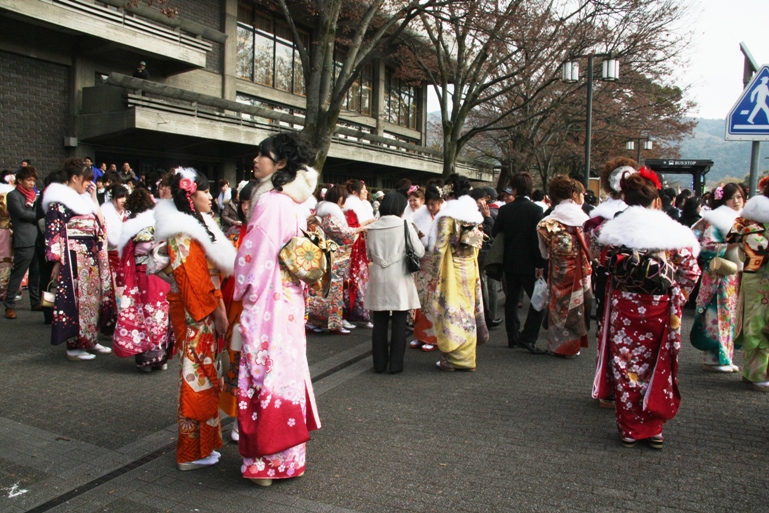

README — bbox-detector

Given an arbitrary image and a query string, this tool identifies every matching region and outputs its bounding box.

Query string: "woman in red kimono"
[343,179,375,326]
[154,168,237,471]
[594,170,701,449]
[113,188,171,372]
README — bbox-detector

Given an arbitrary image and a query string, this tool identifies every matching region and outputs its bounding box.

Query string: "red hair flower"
[637,166,662,190]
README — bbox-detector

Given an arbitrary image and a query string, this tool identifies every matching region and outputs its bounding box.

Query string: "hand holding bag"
[404,220,421,273]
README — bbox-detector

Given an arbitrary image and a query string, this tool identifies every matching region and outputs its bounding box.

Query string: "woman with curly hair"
[537,175,592,358]
[43,158,114,360]
[154,168,236,471]
[690,182,745,373]
[430,174,488,371]
[112,187,172,372]
[233,132,321,486]
[594,169,701,449]
[343,178,376,326]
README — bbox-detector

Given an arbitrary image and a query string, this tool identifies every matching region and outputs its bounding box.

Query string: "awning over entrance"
[644,159,714,196]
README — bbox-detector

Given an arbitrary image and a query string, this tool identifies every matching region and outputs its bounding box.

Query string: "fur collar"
[0,184,13,194]
[741,194,769,224]
[101,201,125,247]
[427,195,483,251]
[701,204,741,235]
[251,174,275,207]
[315,200,348,227]
[279,167,318,205]
[153,199,237,276]
[598,206,700,257]
[117,210,155,257]
[42,182,99,215]
[413,204,437,249]
[544,200,589,227]
[589,197,627,220]
[342,193,375,223]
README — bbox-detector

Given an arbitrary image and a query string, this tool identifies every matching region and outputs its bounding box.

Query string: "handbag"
[404,220,421,273]
[279,226,337,297]
[41,281,56,308]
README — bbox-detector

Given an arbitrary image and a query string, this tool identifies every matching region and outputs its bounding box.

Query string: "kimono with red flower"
[112,209,172,369]
[154,199,237,465]
[594,206,700,442]
[233,168,321,481]
[343,194,374,322]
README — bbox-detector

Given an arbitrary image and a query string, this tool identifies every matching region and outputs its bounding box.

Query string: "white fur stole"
[701,204,741,237]
[342,193,374,223]
[598,206,700,257]
[42,182,99,215]
[315,200,348,227]
[101,201,124,248]
[589,197,627,220]
[426,195,483,251]
[739,195,769,224]
[117,210,155,257]
[543,200,589,227]
[153,199,237,276]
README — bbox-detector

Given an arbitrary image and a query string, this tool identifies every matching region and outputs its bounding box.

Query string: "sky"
[426,1,769,120]
[684,0,769,119]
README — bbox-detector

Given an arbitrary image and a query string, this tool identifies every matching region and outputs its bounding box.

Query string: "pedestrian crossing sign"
[726,64,769,141]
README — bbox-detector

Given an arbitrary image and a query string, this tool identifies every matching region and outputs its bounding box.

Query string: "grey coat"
[7,188,38,248]
[364,215,425,312]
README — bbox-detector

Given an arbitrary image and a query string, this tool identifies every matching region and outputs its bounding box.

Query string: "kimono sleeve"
[232,224,280,305]
[322,215,356,246]
[168,234,220,322]
[45,204,67,263]
[671,247,701,300]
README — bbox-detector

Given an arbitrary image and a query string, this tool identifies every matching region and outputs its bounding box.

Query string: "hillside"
[678,118,769,184]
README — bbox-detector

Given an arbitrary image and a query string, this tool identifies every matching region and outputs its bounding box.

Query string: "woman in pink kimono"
[233,133,321,487]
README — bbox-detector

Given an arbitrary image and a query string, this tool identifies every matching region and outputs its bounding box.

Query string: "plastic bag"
[531,277,549,312]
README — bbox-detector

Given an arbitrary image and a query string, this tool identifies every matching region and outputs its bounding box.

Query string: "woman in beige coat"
[365,192,425,373]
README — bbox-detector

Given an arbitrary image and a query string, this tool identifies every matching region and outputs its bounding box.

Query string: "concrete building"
[0,0,492,187]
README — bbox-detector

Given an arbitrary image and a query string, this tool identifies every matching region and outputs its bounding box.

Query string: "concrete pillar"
[419,84,428,146]
[222,0,238,101]
[373,60,386,137]
[221,159,237,186]
[71,55,97,158]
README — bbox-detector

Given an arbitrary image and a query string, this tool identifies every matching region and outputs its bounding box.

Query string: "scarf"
[17,184,37,207]
[543,200,590,227]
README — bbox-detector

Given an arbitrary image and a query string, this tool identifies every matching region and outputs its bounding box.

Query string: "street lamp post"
[625,138,653,164]
[562,53,620,190]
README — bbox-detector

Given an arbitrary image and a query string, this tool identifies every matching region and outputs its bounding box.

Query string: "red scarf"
[17,185,37,207]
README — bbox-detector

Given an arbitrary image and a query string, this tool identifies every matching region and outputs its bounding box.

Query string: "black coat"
[7,188,38,248]
[492,197,545,275]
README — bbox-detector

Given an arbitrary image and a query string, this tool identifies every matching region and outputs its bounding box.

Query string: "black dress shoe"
[518,341,547,354]
[490,318,503,328]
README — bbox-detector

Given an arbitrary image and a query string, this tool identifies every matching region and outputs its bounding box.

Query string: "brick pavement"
[0,292,768,513]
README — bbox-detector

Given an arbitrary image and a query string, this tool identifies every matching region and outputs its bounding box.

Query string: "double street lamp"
[626,138,653,164]
[562,53,620,189]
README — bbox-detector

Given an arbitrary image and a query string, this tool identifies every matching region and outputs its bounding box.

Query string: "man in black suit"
[4,166,41,319]
[491,172,547,354]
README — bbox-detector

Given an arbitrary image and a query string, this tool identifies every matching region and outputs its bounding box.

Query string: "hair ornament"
[714,185,724,201]
[440,183,453,199]
[407,185,419,195]
[609,165,637,193]
[637,166,662,190]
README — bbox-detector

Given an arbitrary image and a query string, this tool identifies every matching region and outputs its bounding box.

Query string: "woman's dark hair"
[424,184,442,203]
[345,179,365,195]
[508,172,533,198]
[378,191,407,217]
[601,157,638,198]
[408,187,425,200]
[63,157,93,182]
[260,132,315,191]
[217,178,229,189]
[445,173,471,199]
[681,196,701,216]
[110,184,129,200]
[16,166,38,181]
[237,182,257,222]
[170,170,216,241]
[711,182,745,209]
[44,169,67,187]
[621,173,660,208]
[125,187,155,218]
[394,178,412,198]
[325,185,349,205]
[531,189,545,202]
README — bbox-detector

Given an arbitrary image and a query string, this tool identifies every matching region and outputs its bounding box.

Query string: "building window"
[334,51,372,116]
[384,69,420,130]
[237,3,307,96]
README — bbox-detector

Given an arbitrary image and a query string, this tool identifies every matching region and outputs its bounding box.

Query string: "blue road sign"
[726,65,769,141]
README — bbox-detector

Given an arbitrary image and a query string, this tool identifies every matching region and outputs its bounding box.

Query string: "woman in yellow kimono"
[154,168,237,471]
[430,174,488,371]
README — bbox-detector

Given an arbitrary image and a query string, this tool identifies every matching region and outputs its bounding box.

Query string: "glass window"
[275,41,293,92]
[236,26,254,81]
[384,68,420,129]
[254,32,274,86]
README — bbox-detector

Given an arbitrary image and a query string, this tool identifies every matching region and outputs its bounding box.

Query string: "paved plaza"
[1,292,768,513]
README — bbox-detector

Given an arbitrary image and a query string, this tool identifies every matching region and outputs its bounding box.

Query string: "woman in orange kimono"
[154,168,237,471]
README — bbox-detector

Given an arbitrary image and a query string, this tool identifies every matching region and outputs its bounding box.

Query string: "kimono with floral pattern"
[220,224,247,418]
[0,189,12,297]
[728,217,769,382]
[166,234,224,464]
[537,219,592,356]
[345,209,370,322]
[431,215,484,369]
[45,203,114,349]
[413,251,440,345]
[113,226,172,369]
[306,213,356,331]
[234,190,321,480]
[595,247,700,440]
[691,220,742,365]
